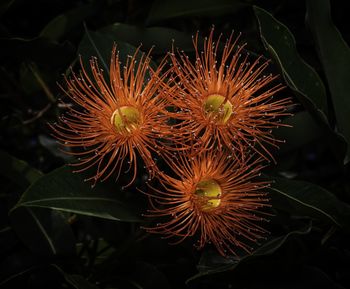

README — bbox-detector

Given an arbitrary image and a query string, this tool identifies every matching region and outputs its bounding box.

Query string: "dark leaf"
[254,5,347,162]
[253,6,328,121]
[0,0,15,16]
[275,111,324,154]
[78,29,140,75]
[187,221,312,282]
[0,149,42,190]
[51,265,100,289]
[147,0,245,23]
[10,207,76,256]
[40,4,96,42]
[270,176,350,230]
[0,37,75,68]
[100,23,193,54]
[0,226,18,254]
[0,266,37,288]
[306,0,350,161]
[12,166,142,222]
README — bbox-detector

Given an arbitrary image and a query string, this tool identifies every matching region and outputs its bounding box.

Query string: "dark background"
[1,0,350,288]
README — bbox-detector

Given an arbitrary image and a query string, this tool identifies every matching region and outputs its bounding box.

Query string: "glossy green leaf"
[100,23,193,54]
[40,4,95,41]
[12,166,141,222]
[270,177,350,229]
[0,149,42,189]
[10,207,76,256]
[306,0,350,161]
[147,0,244,23]
[253,6,328,122]
[187,221,312,282]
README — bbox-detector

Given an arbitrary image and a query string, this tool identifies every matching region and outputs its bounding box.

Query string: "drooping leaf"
[147,0,245,23]
[270,176,350,230]
[306,0,350,161]
[100,23,193,54]
[253,6,347,161]
[253,6,328,122]
[40,4,96,42]
[187,221,312,282]
[12,166,142,222]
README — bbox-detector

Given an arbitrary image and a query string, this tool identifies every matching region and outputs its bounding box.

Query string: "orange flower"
[144,151,270,257]
[165,28,292,161]
[51,45,171,186]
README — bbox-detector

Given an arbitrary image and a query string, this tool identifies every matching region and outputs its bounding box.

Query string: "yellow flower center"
[194,179,222,212]
[203,94,233,123]
[111,106,140,133]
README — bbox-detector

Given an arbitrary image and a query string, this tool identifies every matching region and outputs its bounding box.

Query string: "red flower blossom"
[51,45,172,186]
[144,151,270,256]
[165,28,292,161]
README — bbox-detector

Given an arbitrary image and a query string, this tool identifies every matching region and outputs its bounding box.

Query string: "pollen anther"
[111,106,140,133]
[204,94,233,123]
[195,179,222,211]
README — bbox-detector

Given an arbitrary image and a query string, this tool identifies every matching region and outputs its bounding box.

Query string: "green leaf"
[12,166,142,222]
[147,0,245,23]
[253,6,328,122]
[1,151,76,256]
[78,29,140,75]
[40,4,95,42]
[270,177,350,229]
[10,207,76,256]
[187,221,312,282]
[100,23,194,54]
[0,149,42,189]
[306,0,350,161]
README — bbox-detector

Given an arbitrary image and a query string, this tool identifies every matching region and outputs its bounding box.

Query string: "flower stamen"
[111,106,141,133]
[195,179,222,211]
[203,94,233,123]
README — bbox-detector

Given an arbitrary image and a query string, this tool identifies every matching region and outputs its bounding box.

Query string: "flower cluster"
[53,28,292,257]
